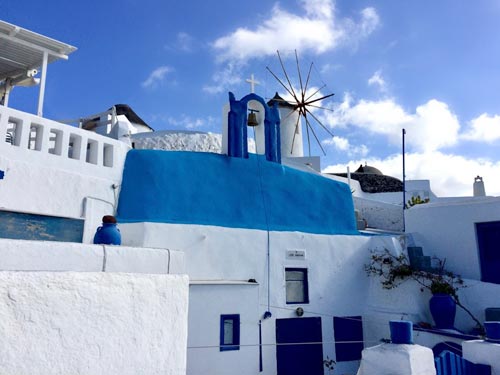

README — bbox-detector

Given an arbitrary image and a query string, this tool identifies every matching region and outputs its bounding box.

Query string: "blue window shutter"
[334,316,363,362]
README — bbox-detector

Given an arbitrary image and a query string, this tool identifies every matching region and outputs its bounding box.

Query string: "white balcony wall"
[0,106,130,225]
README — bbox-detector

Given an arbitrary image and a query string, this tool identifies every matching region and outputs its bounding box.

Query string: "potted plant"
[365,249,483,332]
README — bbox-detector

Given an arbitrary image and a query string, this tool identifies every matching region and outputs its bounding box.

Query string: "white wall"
[364,254,500,334]
[120,221,403,375]
[405,197,500,280]
[0,271,189,375]
[0,106,130,237]
[353,196,403,231]
[0,238,185,275]
[187,282,260,375]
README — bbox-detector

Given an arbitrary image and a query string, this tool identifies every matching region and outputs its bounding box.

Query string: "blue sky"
[3,0,500,196]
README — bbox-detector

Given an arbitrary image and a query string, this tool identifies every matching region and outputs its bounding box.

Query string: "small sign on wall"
[286,249,306,260]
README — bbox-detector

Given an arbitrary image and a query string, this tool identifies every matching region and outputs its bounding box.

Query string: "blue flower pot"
[390,320,413,344]
[93,223,121,245]
[484,321,500,343]
[429,293,456,329]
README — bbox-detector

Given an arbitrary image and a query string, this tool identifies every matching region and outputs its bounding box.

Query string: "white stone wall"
[405,197,500,280]
[354,196,404,231]
[463,340,500,374]
[0,239,185,275]
[120,221,403,375]
[187,283,260,375]
[357,343,436,375]
[0,271,189,375]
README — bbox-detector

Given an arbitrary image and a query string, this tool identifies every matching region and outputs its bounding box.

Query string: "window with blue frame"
[220,314,240,351]
[285,268,309,304]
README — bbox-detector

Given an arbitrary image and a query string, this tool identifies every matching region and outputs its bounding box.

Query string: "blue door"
[476,221,500,284]
[276,317,323,375]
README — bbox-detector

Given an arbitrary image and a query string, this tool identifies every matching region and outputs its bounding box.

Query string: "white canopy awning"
[0,20,77,116]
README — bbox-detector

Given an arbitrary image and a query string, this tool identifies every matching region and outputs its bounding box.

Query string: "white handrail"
[0,105,129,171]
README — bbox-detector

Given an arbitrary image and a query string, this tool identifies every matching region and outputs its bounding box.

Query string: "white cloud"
[164,32,195,53]
[323,151,500,197]
[323,94,460,152]
[461,113,500,142]
[149,114,216,130]
[322,136,369,157]
[203,62,242,94]
[320,63,342,74]
[211,0,379,63]
[358,7,380,38]
[176,32,194,52]
[142,66,173,88]
[368,70,387,93]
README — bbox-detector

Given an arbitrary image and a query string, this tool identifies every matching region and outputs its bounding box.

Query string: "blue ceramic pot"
[484,321,500,343]
[429,293,456,329]
[390,320,413,344]
[93,223,121,245]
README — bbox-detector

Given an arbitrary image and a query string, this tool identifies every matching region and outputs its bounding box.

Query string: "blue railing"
[435,350,491,375]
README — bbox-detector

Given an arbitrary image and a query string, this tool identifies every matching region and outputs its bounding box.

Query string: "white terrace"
[0,19,130,234]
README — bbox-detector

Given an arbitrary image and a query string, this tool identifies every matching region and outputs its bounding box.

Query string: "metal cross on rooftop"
[245,74,260,93]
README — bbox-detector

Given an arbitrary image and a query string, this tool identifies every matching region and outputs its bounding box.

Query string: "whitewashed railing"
[0,105,130,179]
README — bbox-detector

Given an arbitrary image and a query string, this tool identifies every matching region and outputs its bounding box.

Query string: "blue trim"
[285,268,309,304]
[0,170,4,179]
[228,92,281,163]
[220,314,240,351]
[117,150,357,235]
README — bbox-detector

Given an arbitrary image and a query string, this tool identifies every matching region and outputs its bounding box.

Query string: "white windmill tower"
[266,51,335,161]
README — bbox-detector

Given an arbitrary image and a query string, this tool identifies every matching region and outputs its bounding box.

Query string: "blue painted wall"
[117,150,357,235]
[0,210,84,242]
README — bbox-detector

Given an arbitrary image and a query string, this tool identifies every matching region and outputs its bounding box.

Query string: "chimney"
[473,176,486,197]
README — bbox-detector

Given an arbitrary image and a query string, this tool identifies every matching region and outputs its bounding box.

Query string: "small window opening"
[220,314,240,351]
[286,268,309,304]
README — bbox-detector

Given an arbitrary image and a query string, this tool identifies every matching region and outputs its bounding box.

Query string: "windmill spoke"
[269,50,336,157]
[281,108,297,122]
[295,50,305,103]
[305,112,311,156]
[304,92,335,106]
[305,107,335,137]
[266,67,296,100]
[303,62,314,97]
[290,110,302,155]
[277,50,301,103]
[304,113,327,156]
[305,84,326,102]
[306,103,335,112]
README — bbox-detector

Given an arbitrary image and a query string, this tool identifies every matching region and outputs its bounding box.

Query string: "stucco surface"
[120,221,403,375]
[463,340,500,374]
[117,150,357,235]
[357,343,436,375]
[0,272,189,375]
[405,197,500,280]
[187,283,260,375]
[0,239,185,275]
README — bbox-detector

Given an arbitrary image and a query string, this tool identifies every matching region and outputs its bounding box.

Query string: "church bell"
[247,111,259,127]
